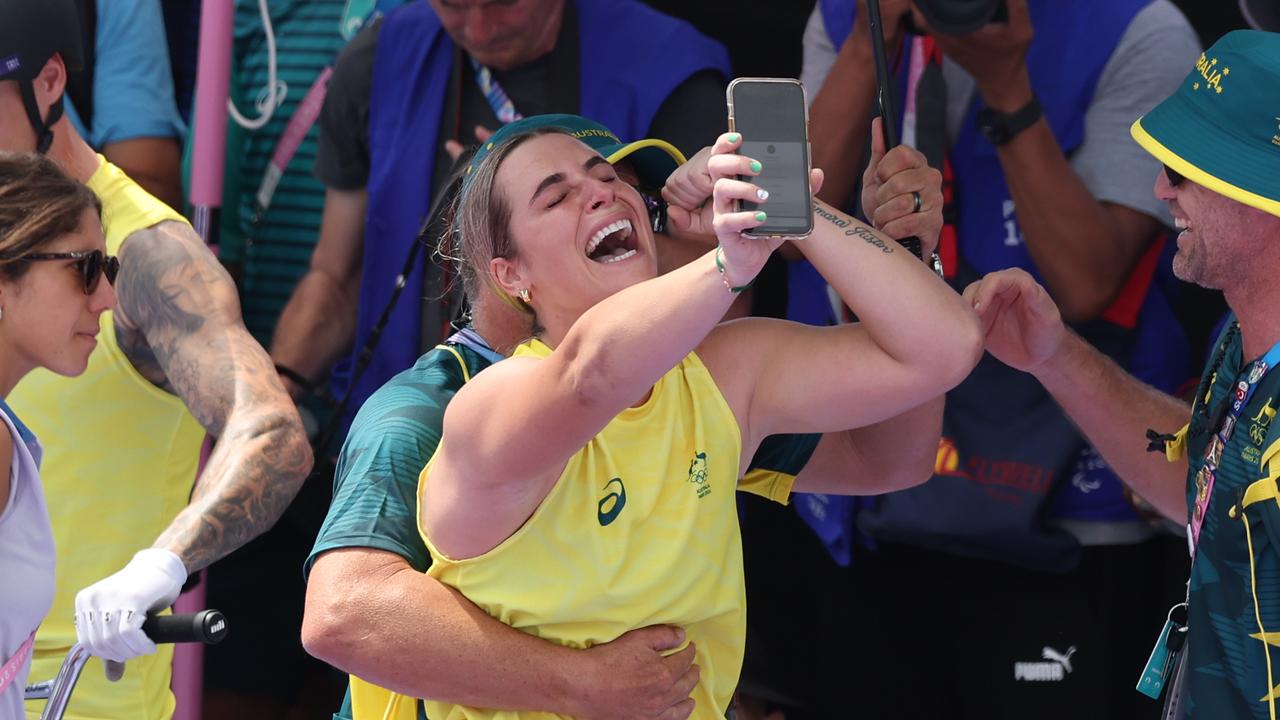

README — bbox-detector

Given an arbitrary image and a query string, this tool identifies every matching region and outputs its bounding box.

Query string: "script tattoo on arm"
[115,221,312,572]
[812,201,894,253]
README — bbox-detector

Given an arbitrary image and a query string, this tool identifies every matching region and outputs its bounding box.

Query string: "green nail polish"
[727,133,740,143]
[750,160,763,173]
[755,212,767,222]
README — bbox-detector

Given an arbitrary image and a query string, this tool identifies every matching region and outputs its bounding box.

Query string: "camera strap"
[311,165,467,457]
[907,36,958,279]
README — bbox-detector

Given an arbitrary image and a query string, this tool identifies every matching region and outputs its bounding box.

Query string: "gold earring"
[518,288,531,303]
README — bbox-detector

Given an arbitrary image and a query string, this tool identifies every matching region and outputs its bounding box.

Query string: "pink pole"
[189,0,234,242]
[171,574,207,720]
[171,436,219,720]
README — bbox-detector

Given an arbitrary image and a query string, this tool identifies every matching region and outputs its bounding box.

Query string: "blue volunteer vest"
[339,0,730,425]
[797,0,1188,570]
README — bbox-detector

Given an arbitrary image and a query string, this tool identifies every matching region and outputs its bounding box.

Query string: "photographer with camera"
[766,0,1202,717]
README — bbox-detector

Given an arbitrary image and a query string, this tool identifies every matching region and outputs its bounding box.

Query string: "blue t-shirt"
[65,0,185,149]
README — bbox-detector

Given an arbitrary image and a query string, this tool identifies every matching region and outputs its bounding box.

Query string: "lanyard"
[251,66,334,223]
[447,327,505,365]
[250,2,382,224]
[0,631,35,696]
[469,58,523,124]
[1188,338,1280,556]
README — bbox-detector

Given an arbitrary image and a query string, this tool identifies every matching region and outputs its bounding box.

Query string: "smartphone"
[726,78,813,239]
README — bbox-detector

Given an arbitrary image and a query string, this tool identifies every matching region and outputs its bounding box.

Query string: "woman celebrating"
[0,152,117,716]
[417,126,981,719]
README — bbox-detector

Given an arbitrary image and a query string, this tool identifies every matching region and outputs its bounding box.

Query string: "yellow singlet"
[17,158,204,720]
[409,340,768,719]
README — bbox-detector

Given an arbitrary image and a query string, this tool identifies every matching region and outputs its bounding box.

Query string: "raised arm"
[426,133,779,558]
[805,0,911,208]
[698,167,981,456]
[924,0,1195,321]
[666,123,956,493]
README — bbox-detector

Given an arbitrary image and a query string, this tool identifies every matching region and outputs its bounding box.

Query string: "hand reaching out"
[962,268,1066,373]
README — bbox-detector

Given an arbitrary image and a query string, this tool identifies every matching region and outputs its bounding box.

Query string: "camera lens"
[767,144,776,154]
[914,0,1007,35]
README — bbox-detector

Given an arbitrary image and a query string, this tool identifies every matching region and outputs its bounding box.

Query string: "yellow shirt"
[17,158,204,720]
[411,340,765,720]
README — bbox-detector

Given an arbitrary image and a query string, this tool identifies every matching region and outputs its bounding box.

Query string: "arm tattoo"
[812,201,894,254]
[115,221,313,571]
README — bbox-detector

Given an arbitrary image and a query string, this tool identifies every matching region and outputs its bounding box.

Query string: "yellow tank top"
[415,340,746,720]
[17,158,204,720]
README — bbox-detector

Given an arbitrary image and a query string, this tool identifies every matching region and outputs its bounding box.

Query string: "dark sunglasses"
[1163,164,1186,188]
[22,250,120,294]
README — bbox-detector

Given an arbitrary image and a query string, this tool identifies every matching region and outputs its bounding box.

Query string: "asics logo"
[597,477,626,526]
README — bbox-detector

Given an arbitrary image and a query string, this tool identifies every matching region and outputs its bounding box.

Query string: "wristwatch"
[977,95,1042,146]
[928,251,945,279]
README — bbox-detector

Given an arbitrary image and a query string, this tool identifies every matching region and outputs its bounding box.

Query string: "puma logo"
[1042,646,1076,673]
[1014,646,1077,682]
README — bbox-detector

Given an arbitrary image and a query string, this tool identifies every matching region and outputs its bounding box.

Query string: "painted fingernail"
[727,133,741,143]
[756,188,769,201]
[755,212,768,222]
[750,160,763,173]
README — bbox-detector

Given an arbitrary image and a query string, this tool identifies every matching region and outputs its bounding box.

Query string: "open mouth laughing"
[585,218,638,264]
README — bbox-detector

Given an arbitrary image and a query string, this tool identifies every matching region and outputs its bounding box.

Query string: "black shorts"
[739,494,1189,720]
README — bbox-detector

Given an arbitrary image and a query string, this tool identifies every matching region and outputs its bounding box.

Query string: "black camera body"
[912,0,1009,35]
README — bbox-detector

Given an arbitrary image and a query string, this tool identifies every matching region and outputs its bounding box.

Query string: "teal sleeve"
[304,374,451,578]
[749,433,821,476]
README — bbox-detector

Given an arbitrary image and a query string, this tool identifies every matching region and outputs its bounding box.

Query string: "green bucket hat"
[462,113,686,195]
[1131,30,1280,218]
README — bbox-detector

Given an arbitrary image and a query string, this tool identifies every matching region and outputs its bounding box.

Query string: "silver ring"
[911,191,922,214]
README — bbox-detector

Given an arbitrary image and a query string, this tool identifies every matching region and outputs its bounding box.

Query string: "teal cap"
[462,113,686,194]
[1131,30,1280,217]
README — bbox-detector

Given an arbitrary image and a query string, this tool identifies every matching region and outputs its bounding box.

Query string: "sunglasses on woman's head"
[1164,164,1186,188]
[22,249,120,294]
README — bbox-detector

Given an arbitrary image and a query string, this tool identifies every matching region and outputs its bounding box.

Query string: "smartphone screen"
[729,79,813,236]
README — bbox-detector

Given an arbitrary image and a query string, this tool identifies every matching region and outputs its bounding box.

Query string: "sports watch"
[977,95,1043,146]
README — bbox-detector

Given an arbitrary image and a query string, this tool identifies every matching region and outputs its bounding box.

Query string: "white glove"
[74,548,187,665]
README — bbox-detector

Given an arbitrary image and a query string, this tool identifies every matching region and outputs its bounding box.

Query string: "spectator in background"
[966,29,1280,716]
[765,0,1200,717]
[266,0,731,445]
[0,2,312,718]
[199,1,372,717]
[64,0,185,209]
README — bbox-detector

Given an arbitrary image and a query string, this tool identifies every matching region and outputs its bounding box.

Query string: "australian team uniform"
[410,340,789,720]
[318,332,816,720]
[1158,319,1280,719]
